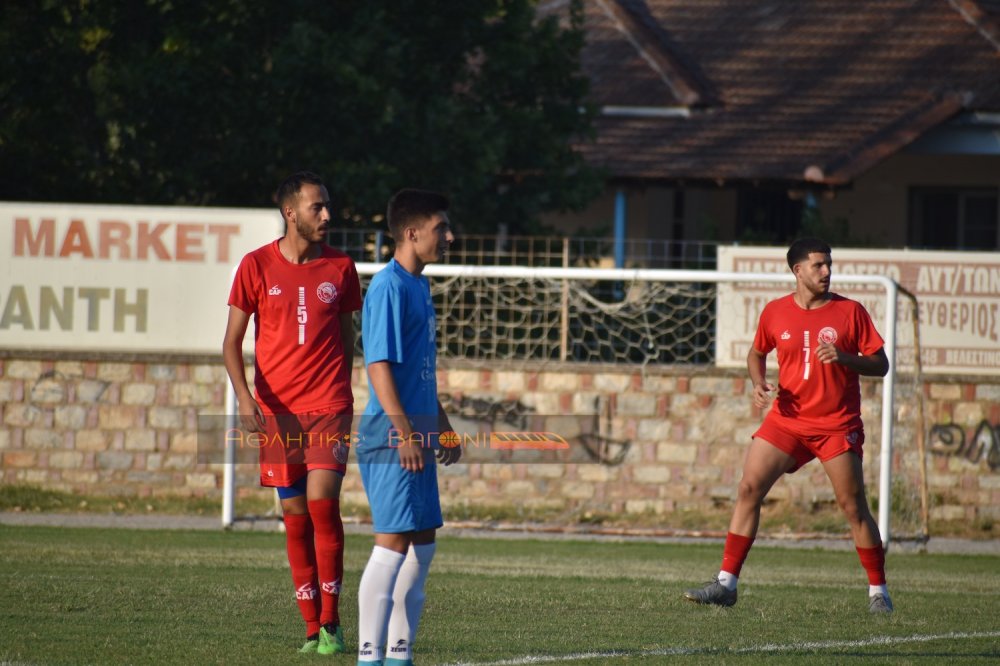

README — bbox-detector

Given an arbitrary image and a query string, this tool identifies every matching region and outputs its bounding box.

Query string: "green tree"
[0,1,600,233]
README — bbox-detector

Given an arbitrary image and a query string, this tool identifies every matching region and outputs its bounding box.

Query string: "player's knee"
[836,494,867,524]
[735,479,767,505]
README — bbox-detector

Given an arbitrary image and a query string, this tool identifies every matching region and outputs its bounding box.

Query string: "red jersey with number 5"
[229,240,362,414]
[752,293,884,434]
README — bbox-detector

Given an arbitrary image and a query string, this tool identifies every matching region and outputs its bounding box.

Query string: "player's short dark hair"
[275,171,325,215]
[787,237,831,268]
[387,189,450,240]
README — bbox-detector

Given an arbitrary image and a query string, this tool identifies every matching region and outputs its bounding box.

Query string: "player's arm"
[816,344,889,377]
[339,311,355,373]
[436,401,461,466]
[746,346,775,409]
[367,360,424,472]
[222,305,264,432]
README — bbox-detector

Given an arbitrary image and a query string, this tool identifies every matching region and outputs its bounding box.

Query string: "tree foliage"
[0,1,601,233]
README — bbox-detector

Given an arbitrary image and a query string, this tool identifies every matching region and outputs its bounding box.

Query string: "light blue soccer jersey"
[357,259,442,533]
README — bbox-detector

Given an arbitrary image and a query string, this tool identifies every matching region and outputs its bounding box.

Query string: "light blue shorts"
[358,445,443,534]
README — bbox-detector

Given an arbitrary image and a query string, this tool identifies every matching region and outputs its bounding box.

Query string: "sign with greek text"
[717,246,1000,375]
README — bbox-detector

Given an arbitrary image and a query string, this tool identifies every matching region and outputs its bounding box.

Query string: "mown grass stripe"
[452,630,1000,665]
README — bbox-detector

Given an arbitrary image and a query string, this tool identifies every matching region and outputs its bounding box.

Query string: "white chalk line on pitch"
[445,630,1000,665]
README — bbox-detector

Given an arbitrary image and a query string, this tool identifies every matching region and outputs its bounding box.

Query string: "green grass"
[1,525,998,664]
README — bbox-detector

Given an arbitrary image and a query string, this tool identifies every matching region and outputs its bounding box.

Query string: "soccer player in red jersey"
[223,172,362,653]
[684,238,894,614]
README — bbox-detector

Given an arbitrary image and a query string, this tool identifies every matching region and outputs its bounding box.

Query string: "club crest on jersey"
[317,282,338,303]
[818,327,838,344]
[268,285,282,296]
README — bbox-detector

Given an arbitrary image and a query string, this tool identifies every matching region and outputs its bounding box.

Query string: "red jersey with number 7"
[752,293,885,434]
[228,240,362,415]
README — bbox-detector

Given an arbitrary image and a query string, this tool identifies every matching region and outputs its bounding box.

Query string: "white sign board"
[717,246,1000,375]
[0,202,281,354]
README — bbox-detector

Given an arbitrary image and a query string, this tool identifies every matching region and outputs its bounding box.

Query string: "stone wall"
[2,355,998,527]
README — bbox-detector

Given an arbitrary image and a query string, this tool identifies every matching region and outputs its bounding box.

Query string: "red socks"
[720,532,755,576]
[308,498,345,627]
[856,545,887,585]
[283,512,321,637]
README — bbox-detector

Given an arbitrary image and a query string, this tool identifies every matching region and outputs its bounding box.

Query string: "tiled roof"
[567,0,1000,184]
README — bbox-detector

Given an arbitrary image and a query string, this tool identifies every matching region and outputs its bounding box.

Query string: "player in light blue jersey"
[355,189,460,666]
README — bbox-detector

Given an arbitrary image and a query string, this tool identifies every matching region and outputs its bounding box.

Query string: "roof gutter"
[599,105,691,118]
[953,111,1000,126]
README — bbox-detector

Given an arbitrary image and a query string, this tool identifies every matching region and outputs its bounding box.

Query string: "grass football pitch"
[1,525,998,664]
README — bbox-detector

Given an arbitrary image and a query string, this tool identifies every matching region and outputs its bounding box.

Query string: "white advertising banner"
[717,246,1000,375]
[0,202,282,354]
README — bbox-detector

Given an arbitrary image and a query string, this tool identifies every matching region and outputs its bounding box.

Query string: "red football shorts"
[257,411,353,487]
[753,412,864,473]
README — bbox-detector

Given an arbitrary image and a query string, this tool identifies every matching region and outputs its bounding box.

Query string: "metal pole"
[222,381,236,529]
[614,189,626,269]
[560,237,570,361]
[877,280,899,549]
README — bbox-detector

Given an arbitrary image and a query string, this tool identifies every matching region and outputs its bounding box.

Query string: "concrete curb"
[2,511,997,555]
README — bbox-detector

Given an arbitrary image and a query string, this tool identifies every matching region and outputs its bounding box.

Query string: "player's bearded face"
[796,252,832,294]
[292,184,331,243]
[295,216,325,242]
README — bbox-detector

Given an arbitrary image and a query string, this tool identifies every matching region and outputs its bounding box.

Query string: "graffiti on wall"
[928,420,1000,471]
[440,393,632,465]
[440,394,530,429]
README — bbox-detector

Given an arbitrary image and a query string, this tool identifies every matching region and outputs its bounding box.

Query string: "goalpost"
[221,264,919,548]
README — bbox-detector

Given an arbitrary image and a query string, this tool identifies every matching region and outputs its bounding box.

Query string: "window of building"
[736,188,803,243]
[909,187,999,250]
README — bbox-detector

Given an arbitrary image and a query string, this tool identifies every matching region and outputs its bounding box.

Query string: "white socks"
[357,546,405,663]
[869,584,888,598]
[386,543,436,661]
[356,543,437,662]
[717,571,738,591]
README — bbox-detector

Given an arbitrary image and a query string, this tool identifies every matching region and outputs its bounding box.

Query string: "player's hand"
[816,342,843,365]
[752,381,775,409]
[398,435,425,473]
[237,398,265,433]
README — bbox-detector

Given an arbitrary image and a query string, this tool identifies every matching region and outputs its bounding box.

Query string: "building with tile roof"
[540,0,1000,254]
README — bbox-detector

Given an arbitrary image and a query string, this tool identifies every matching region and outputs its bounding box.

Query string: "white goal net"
[222,264,923,545]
